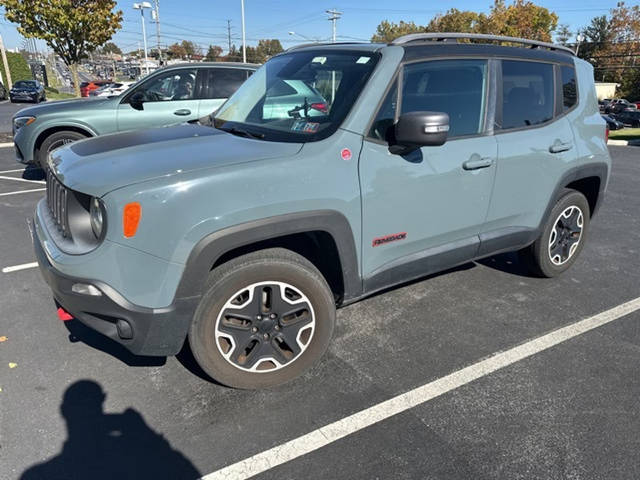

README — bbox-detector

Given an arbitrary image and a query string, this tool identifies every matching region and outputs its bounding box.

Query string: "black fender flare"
[174,210,362,304]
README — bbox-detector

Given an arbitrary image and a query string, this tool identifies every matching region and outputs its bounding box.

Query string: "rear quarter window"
[561,65,578,111]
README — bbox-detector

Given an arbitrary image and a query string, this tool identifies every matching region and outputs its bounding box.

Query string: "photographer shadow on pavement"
[20,380,201,480]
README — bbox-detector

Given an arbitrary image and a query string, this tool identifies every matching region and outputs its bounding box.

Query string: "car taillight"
[605,126,610,142]
[310,102,328,113]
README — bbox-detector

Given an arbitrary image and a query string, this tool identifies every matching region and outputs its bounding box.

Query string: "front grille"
[46,169,70,238]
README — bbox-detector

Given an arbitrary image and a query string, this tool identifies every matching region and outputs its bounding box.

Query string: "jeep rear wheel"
[189,248,335,389]
[522,189,590,277]
[37,130,88,169]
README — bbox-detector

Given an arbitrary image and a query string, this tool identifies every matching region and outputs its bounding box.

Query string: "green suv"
[33,34,610,389]
[13,62,256,168]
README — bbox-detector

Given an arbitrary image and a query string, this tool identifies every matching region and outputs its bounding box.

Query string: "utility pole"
[152,0,163,65]
[326,8,342,43]
[0,33,12,88]
[227,20,232,55]
[326,9,341,103]
[240,0,246,63]
[133,2,152,75]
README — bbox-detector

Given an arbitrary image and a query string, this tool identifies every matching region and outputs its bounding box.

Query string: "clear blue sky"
[0,0,624,54]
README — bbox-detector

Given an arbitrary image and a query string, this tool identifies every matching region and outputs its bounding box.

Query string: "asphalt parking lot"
[1,144,639,480]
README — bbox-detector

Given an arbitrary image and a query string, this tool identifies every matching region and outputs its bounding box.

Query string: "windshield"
[214,50,380,142]
[15,81,36,88]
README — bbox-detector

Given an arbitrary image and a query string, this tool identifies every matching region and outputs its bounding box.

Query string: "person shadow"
[20,380,201,480]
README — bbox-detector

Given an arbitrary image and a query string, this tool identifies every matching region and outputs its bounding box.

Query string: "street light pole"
[326,9,341,104]
[575,33,585,56]
[153,0,163,65]
[241,0,246,63]
[133,2,152,75]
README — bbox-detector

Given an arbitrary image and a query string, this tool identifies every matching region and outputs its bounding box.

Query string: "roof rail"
[285,41,365,52]
[391,32,575,56]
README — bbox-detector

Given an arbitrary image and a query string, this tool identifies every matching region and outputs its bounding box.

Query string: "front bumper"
[33,222,197,356]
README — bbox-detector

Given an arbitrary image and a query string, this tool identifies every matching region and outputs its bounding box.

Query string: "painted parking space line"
[0,168,25,174]
[0,188,45,197]
[0,142,14,148]
[0,175,45,184]
[202,296,640,480]
[2,262,38,273]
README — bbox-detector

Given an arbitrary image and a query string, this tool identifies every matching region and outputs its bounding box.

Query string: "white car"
[91,82,134,97]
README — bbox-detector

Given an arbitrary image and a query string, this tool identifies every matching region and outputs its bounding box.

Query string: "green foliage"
[554,24,572,45]
[371,0,558,43]
[205,45,223,61]
[0,51,32,83]
[101,42,122,55]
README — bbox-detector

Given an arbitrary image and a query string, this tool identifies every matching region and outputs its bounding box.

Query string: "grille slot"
[46,169,69,237]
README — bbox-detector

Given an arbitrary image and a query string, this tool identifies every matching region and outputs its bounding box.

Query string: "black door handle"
[174,109,191,116]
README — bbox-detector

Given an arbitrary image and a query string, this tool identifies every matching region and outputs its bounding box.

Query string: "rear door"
[483,59,578,239]
[116,67,201,132]
[197,68,252,118]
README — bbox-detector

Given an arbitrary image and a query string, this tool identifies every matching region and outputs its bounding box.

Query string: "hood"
[49,124,303,196]
[14,97,113,117]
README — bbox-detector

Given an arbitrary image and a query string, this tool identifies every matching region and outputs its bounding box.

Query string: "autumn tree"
[101,42,122,55]
[205,45,223,61]
[0,0,122,96]
[371,0,558,43]
[167,43,187,59]
[180,40,200,58]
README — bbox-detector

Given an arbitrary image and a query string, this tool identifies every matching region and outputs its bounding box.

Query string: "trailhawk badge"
[372,232,407,247]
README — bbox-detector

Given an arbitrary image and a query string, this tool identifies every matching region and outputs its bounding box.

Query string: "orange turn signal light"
[123,202,141,238]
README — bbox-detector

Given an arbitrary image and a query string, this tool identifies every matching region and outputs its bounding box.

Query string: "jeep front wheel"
[189,248,336,389]
[522,189,590,277]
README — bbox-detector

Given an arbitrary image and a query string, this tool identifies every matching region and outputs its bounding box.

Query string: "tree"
[167,43,187,60]
[0,0,122,96]
[205,45,223,61]
[254,39,283,62]
[180,40,200,58]
[101,41,121,55]
[371,0,558,43]
[555,24,572,45]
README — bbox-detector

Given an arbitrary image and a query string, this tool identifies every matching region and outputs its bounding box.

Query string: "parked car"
[614,110,640,128]
[10,80,46,103]
[605,98,637,114]
[90,82,134,97]
[80,80,111,97]
[601,114,624,130]
[262,79,328,119]
[0,80,7,100]
[12,62,257,168]
[33,34,610,389]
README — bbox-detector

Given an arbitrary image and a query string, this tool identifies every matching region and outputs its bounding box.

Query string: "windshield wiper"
[219,125,265,140]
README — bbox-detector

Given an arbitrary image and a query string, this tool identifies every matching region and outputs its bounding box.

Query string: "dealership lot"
[1,145,639,479]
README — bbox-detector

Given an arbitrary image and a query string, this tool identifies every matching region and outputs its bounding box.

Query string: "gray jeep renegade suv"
[33,33,610,389]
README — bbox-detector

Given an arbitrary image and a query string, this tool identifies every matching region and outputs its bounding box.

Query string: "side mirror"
[129,91,145,111]
[390,111,449,154]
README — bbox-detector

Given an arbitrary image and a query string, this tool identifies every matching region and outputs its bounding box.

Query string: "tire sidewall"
[535,191,590,277]
[189,255,335,389]
[38,131,86,169]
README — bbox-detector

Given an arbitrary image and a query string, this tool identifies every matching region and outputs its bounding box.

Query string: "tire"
[521,189,590,278]
[189,248,336,389]
[37,130,88,169]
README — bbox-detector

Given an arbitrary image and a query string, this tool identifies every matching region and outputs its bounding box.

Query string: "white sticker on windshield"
[356,56,371,64]
[312,56,327,64]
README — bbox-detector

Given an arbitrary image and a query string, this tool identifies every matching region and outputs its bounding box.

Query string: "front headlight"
[90,197,105,239]
[13,116,36,131]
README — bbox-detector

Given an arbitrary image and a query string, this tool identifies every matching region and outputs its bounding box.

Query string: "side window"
[131,68,197,102]
[210,69,251,98]
[401,59,488,138]
[501,60,554,129]
[561,65,577,111]
[368,81,397,141]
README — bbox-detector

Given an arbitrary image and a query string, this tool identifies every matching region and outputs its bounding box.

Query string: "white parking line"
[0,175,45,184]
[2,262,38,273]
[0,142,14,148]
[0,188,46,197]
[201,296,640,480]
[0,168,25,174]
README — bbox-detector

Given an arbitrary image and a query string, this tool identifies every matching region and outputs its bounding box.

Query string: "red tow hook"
[57,307,74,321]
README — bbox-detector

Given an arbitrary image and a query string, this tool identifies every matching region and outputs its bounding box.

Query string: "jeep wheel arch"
[174,210,362,305]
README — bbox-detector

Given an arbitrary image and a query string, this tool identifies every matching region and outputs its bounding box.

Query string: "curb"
[0,142,14,148]
[608,139,629,146]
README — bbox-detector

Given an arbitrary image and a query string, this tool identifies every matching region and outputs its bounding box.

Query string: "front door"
[117,67,201,132]
[360,59,497,290]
